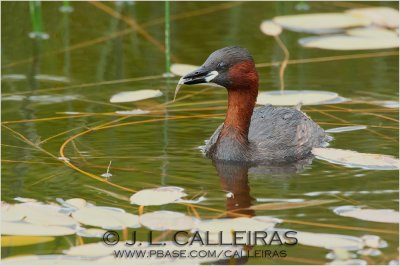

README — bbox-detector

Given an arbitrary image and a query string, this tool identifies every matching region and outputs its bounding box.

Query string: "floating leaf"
[251,199,337,210]
[361,235,387,248]
[76,228,107,238]
[2,74,70,83]
[346,7,399,28]
[129,186,187,206]
[14,197,37,203]
[327,259,367,265]
[346,27,398,39]
[1,255,94,265]
[115,109,150,115]
[64,242,127,256]
[2,221,76,236]
[326,125,367,133]
[257,90,341,106]
[273,13,370,34]
[72,207,140,229]
[110,90,162,103]
[30,95,78,103]
[1,236,55,247]
[2,204,77,226]
[139,211,198,231]
[376,101,400,109]
[170,64,199,77]
[312,148,400,170]
[357,248,382,256]
[334,206,399,223]
[296,231,364,250]
[197,217,276,233]
[64,198,87,210]
[260,20,282,36]
[299,35,398,50]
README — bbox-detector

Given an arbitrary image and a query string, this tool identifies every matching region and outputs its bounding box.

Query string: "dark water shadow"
[213,157,314,217]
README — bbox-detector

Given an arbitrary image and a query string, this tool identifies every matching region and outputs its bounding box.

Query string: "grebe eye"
[217,62,226,69]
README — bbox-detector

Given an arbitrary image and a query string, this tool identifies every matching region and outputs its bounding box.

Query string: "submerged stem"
[274,35,289,94]
[164,1,171,74]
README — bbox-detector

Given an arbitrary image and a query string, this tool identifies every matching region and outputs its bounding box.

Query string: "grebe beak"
[173,68,219,101]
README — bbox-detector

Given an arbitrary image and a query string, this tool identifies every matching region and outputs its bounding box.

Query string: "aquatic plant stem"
[138,205,144,216]
[29,1,44,34]
[274,35,289,93]
[165,1,171,74]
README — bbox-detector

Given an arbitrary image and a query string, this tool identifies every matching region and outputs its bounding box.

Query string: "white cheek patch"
[205,70,219,82]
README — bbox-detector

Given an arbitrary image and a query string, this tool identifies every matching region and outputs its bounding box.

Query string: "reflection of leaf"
[1,236,55,247]
[257,90,341,106]
[273,13,370,34]
[334,206,399,223]
[110,90,162,103]
[251,200,338,210]
[312,148,400,170]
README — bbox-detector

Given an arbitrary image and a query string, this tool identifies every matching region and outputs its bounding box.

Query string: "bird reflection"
[213,157,314,217]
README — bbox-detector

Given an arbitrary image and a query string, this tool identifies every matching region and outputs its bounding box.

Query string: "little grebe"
[175,46,331,163]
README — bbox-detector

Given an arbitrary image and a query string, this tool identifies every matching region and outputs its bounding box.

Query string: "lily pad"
[139,211,198,231]
[273,13,370,34]
[296,231,364,250]
[64,242,127,256]
[327,259,367,265]
[346,7,399,28]
[312,148,400,170]
[197,217,276,233]
[115,109,150,115]
[376,101,400,109]
[299,34,398,50]
[65,198,87,209]
[260,20,283,36]
[334,206,399,223]
[130,186,187,206]
[2,204,77,226]
[257,90,340,106]
[346,27,398,39]
[1,255,95,265]
[170,64,199,77]
[71,206,140,229]
[1,236,55,247]
[110,90,163,103]
[76,228,107,238]
[2,221,76,236]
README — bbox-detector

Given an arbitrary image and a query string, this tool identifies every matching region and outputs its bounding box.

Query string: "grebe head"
[175,46,258,98]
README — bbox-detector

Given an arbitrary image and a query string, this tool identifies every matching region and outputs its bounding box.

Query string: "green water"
[1,1,399,264]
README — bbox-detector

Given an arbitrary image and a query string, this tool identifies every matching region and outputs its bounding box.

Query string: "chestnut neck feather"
[219,60,258,143]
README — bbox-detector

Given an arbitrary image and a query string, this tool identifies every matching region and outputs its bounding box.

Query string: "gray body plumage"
[203,104,331,163]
